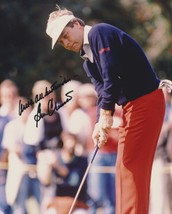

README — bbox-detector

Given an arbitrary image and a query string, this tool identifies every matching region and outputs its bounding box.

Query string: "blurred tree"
[149,0,172,79]
[150,0,172,23]
[120,0,172,79]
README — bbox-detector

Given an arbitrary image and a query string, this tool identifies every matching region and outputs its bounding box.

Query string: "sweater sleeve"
[88,24,123,111]
[83,60,103,121]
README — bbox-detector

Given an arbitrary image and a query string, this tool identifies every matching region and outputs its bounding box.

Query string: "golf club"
[68,145,99,214]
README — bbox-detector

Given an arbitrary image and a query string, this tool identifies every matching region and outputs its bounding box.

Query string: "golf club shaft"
[68,146,99,214]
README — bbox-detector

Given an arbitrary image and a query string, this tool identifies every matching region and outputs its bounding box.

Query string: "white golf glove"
[159,79,172,93]
[92,123,108,148]
[98,109,113,130]
[92,109,113,148]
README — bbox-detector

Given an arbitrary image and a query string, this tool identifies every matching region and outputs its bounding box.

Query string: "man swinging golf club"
[46,5,172,214]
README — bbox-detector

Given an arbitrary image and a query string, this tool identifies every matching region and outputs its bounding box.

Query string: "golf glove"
[159,79,172,93]
[98,109,113,130]
[92,123,109,148]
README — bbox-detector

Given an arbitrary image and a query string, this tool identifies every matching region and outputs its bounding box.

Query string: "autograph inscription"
[34,90,73,127]
[18,76,76,127]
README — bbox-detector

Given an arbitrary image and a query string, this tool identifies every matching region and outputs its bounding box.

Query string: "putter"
[68,145,99,214]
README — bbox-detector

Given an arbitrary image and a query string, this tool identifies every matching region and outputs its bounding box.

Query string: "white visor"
[46,14,75,49]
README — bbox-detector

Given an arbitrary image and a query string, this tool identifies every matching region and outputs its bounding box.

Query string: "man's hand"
[92,123,107,148]
[92,122,112,148]
[92,123,100,147]
[99,109,113,130]
[92,109,113,148]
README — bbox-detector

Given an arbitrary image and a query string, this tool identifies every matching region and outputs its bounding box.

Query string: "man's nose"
[63,39,70,48]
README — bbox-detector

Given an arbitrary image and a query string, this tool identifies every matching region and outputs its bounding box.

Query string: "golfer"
[46,6,172,214]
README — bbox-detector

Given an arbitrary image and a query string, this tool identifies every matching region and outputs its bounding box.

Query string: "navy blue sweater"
[83,23,160,120]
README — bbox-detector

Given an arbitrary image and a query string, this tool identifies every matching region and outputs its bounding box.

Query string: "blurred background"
[0,0,172,98]
[0,1,172,214]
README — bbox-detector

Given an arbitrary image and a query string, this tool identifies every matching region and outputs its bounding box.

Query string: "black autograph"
[34,90,73,127]
[18,75,78,127]
[18,75,77,116]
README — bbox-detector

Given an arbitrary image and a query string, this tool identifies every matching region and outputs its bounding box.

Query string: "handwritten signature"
[18,75,77,127]
[18,75,77,116]
[34,90,73,127]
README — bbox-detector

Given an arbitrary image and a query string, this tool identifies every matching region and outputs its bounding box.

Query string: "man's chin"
[72,44,82,52]
[71,48,81,53]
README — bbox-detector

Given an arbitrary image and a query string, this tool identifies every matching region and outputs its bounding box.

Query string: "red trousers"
[116,89,165,214]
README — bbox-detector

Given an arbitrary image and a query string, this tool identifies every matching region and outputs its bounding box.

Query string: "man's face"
[57,21,84,52]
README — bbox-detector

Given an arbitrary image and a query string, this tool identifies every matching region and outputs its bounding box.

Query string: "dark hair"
[66,18,85,27]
